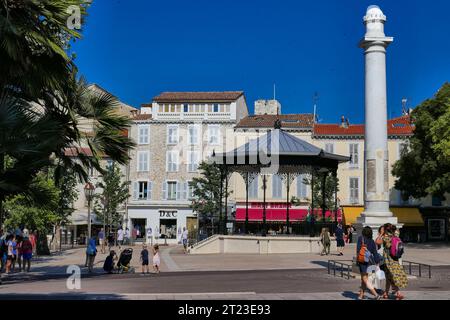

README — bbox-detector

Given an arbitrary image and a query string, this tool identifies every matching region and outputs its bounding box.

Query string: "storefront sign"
[160,211,177,219]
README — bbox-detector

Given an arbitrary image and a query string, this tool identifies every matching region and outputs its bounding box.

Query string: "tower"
[355,5,401,238]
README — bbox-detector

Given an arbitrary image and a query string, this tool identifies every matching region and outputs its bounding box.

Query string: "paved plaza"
[0,242,449,300]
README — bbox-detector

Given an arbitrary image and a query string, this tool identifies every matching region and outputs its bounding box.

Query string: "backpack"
[390,236,404,259]
[357,237,372,264]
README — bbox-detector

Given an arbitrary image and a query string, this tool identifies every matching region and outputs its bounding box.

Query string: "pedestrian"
[0,229,6,272]
[124,228,130,246]
[182,227,189,254]
[348,224,354,243]
[86,237,97,273]
[21,236,33,272]
[5,235,17,274]
[16,235,23,272]
[23,226,29,238]
[152,244,160,274]
[103,250,117,274]
[140,244,150,275]
[98,228,105,254]
[320,228,331,256]
[131,227,137,246]
[381,223,408,300]
[107,233,115,252]
[334,223,345,256]
[356,226,382,300]
[117,227,124,250]
[29,231,37,256]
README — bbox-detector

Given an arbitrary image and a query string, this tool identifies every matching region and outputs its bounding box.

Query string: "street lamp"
[84,182,95,241]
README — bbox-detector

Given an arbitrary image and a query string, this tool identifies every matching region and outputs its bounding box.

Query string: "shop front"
[342,206,426,242]
[235,202,343,235]
[127,206,196,244]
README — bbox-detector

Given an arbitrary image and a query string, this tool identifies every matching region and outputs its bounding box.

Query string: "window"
[248,177,258,199]
[349,143,359,168]
[137,151,149,172]
[297,174,308,199]
[188,125,199,145]
[272,175,282,198]
[167,125,179,145]
[133,181,151,200]
[213,104,219,113]
[106,160,114,170]
[167,181,177,200]
[349,178,359,204]
[183,104,189,113]
[187,182,195,200]
[138,125,149,145]
[166,151,179,172]
[208,125,220,145]
[325,143,334,154]
[187,151,199,172]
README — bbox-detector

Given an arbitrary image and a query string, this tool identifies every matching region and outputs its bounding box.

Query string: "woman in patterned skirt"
[382,223,408,300]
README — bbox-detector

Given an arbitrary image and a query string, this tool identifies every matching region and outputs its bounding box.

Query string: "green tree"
[190,161,232,235]
[4,173,60,255]
[292,172,339,221]
[392,83,450,201]
[93,163,130,235]
[0,1,135,223]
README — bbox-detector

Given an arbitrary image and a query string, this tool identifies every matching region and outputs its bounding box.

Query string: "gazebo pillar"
[262,175,267,235]
[286,173,290,235]
[224,168,229,235]
[219,168,224,235]
[321,171,327,222]
[245,172,249,234]
[333,169,338,223]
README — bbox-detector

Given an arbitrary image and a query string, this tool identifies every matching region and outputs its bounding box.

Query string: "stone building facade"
[127,92,249,244]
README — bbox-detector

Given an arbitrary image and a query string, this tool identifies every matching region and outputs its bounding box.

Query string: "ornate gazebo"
[212,122,350,235]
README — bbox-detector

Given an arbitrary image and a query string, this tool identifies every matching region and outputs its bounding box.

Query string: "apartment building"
[63,84,137,245]
[127,91,249,244]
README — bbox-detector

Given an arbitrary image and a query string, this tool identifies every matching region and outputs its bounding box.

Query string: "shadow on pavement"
[342,291,359,300]
[0,292,126,300]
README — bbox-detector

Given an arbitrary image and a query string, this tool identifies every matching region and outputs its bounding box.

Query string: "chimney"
[340,116,348,128]
[255,100,281,115]
[346,118,350,127]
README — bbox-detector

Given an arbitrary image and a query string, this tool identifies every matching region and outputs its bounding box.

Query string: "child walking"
[140,244,150,275]
[152,244,160,273]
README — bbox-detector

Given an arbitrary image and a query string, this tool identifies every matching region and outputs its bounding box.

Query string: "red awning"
[235,208,342,222]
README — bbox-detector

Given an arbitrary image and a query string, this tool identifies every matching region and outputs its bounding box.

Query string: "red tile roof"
[313,115,414,137]
[132,114,152,121]
[236,114,315,129]
[64,147,94,157]
[153,91,244,102]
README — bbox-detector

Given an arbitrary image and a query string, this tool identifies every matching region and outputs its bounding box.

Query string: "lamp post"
[84,182,95,241]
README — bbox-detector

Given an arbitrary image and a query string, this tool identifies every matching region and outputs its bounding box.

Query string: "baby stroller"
[117,248,134,274]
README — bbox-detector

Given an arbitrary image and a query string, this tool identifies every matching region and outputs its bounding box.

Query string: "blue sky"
[71,0,450,124]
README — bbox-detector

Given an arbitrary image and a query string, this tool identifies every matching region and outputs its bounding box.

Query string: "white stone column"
[355,5,401,239]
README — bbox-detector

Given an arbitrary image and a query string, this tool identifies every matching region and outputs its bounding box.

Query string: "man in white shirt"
[117,228,124,250]
[182,227,189,254]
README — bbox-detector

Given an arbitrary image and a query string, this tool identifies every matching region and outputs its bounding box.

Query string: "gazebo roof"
[221,129,349,160]
[213,129,350,172]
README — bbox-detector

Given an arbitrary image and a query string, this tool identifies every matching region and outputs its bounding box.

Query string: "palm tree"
[0,1,135,224]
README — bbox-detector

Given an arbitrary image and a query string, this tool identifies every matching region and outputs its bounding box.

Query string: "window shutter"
[147,181,152,200]
[183,182,188,200]
[162,181,167,200]
[175,152,179,172]
[166,152,170,172]
[176,181,181,200]
[133,182,138,200]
